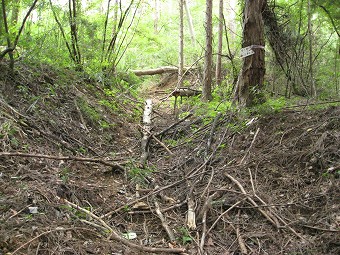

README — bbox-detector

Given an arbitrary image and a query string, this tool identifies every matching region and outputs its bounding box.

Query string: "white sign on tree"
[240,46,255,58]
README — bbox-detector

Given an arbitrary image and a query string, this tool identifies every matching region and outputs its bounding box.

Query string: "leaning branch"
[0,152,125,171]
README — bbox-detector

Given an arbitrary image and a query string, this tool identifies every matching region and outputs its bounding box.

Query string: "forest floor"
[0,61,339,255]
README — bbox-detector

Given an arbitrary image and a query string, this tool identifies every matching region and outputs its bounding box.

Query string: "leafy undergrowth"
[0,61,339,255]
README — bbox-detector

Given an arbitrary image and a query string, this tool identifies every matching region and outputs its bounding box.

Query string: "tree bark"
[69,0,82,69]
[215,0,223,86]
[0,0,14,69]
[184,0,195,45]
[178,0,184,87]
[153,0,160,33]
[202,0,213,101]
[308,0,316,97]
[233,0,266,107]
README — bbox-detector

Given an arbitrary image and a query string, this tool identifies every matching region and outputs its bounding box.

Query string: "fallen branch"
[0,152,125,171]
[155,113,193,137]
[139,124,174,155]
[11,227,99,254]
[224,173,278,227]
[240,128,260,164]
[61,197,185,254]
[248,168,304,239]
[205,112,222,159]
[225,173,304,240]
[236,211,248,254]
[101,171,205,218]
[154,200,176,243]
[206,198,246,235]
[74,98,89,132]
[199,192,219,253]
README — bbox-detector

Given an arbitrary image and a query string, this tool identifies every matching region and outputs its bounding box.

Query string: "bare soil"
[0,62,339,255]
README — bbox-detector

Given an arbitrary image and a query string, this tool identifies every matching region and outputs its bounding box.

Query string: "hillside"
[0,62,339,255]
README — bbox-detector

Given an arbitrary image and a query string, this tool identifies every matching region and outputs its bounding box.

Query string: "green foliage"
[59,167,70,183]
[0,0,338,104]
[184,87,233,124]
[60,205,90,220]
[164,138,179,147]
[252,97,287,114]
[178,227,193,245]
[24,213,33,221]
[127,164,154,186]
[0,120,20,148]
[77,97,101,123]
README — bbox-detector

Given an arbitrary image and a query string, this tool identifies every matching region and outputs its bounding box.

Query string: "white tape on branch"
[240,45,265,58]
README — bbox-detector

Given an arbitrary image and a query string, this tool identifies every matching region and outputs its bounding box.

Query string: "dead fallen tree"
[132,66,196,76]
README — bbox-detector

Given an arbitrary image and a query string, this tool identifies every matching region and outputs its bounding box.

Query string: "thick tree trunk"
[233,0,266,107]
[202,0,213,101]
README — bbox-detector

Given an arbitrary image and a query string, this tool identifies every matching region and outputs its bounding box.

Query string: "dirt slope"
[0,62,339,255]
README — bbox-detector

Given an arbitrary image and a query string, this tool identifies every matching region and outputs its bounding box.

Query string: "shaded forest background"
[1,0,339,104]
[1,1,340,255]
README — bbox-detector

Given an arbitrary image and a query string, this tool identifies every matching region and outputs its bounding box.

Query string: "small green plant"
[164,138,178,147]
[99,120,115,129]
[178,227,192,245]
[78,147,87,154]
[123,205,131,212]
[0,121,20,148]
[24,214,33,220]
[60,167,71,183]
[59,205,90,220]
[218,143,226,149]
[98,98,118,112]
[128,165,154,185]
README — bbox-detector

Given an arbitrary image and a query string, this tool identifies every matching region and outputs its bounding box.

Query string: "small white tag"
[240,46,255,58]
[123,232,137,240]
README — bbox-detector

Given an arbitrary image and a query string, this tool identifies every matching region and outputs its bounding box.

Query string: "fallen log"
[132,66,179,76]
[171,88,202,98]
[172,88,201,116]
[132,66,196,76]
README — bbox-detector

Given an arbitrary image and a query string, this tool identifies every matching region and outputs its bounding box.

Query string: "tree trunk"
[233,0,266,107]
[226,0,237,41]
[0,0,14,69]
[184,0,195,45]
[202,0,213,101]
[69,0,82,70]
[215,0,223,86]
[308,0,316,97]
[178,0,184,87]
[11,0,20,25]
[153,0,160,33]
